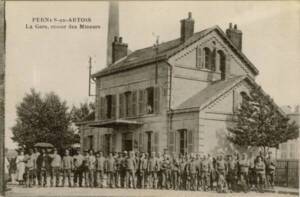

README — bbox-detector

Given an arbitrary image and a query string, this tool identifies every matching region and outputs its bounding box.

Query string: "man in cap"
[50,149,61,187]
[96,151,106,188]
[87,149,96,187]
[126,151,136,188]
[73,150,84,187]
[25,149,36,187]
[216,153,226,192]
[226,154,237,192]
[265,152,276,189]
[147,151,158,189]
[138,152,148,189]
[239,153,250,192]
[62,149,73,187]
[201,154,212,191]
[255,156,266,192]
[106,152,116,188]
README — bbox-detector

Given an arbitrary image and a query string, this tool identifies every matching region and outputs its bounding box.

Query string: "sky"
[5,1,300,149]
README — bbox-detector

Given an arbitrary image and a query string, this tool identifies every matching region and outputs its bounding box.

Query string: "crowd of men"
[20,148,276,193]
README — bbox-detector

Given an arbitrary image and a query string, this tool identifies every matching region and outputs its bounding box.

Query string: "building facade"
[78,13,279,156]
[277,106,300,160]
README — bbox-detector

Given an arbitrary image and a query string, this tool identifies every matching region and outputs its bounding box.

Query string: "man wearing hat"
[265,151,276,188]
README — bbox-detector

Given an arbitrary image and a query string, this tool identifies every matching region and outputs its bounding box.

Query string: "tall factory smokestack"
[107,1,119,66]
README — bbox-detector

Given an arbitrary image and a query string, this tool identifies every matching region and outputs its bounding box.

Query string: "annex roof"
[92,26,259,78]
[176,76,246,111]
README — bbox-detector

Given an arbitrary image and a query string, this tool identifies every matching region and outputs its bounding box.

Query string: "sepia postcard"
[0,1,299,197]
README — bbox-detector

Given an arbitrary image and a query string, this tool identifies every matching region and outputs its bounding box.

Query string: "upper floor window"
[204,47,211,69]
[217,50,226,80]
[99,94,116,120]
[146,87,154,114]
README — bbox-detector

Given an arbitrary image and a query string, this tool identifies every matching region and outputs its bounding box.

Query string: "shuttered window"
[154,87,160,114]
[119,93,124,118]
[111,95,116,119]
[132,91,137,117]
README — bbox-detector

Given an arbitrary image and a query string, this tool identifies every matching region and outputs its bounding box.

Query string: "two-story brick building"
[77,13,278,156]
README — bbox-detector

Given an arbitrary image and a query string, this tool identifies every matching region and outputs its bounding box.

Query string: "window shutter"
[103,97,107,120]
[187,129,194,153]
[144,89,147,114]
[138,89,145,115]
[95,94,100,120]
[139,132,143,152]
[100,97,105,120]
[143,132,147,153]
[101,134,105,152]
[193,130,198,153]
[153,132,159,153]
[169,132,175,153]
[154,87,160,113]
[111,95,116,119]
[132,91,137,117]
[119,93,124,118]
[127,92,132,117]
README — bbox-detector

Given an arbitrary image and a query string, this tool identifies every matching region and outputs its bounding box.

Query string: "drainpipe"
[165,61,173,152]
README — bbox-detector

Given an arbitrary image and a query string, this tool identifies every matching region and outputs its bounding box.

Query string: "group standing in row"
[15,148,276,193]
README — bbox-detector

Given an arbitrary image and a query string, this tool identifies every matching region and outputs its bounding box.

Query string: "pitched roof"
[176,76,246,110]
[92,26,259,78]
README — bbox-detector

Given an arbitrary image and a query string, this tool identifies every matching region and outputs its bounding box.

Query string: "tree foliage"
[70,101,95,122]
[12,89,78,151]
[227,86,299,153]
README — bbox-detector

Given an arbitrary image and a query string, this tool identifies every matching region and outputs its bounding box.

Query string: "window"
[106,95,112,119]
[217,50,226,80]
[204,47,211,69]
[211,49,216,71]
[146,87,154,114]
[88,135,93,151]
[146,131,152,154]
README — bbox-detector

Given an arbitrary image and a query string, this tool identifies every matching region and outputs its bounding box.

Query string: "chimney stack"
[180,12,195,42]
[226,23,243,50]
[112,36,128,63]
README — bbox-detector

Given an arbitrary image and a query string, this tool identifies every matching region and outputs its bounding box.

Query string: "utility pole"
[0,0,5,195]
[153,34,159,84]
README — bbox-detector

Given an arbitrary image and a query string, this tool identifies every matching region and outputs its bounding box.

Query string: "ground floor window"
[122,132,133,151]
[146,131,152,154]
[178,129,187,155]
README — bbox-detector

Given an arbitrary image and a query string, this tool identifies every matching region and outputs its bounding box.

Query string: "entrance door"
[122,132,133,151]
[179,130,187,155]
